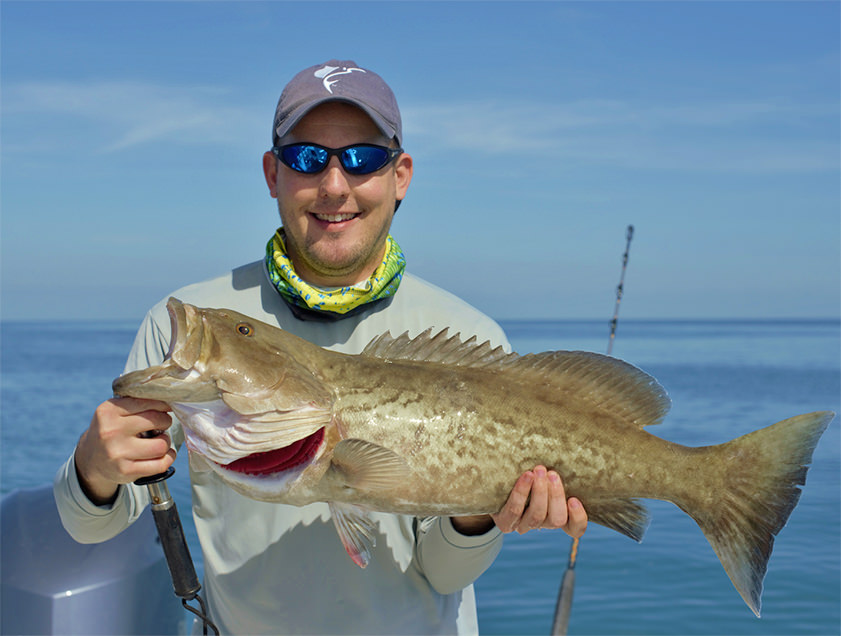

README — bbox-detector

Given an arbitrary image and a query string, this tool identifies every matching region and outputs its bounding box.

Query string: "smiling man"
[55,60,587,634]
[264,101,410,287]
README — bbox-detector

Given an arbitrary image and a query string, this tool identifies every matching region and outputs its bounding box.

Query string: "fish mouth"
[166,298,203,369]
[112,298,216,401]
[220,428,325,476]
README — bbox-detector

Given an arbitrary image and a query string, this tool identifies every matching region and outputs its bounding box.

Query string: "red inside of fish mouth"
[223,429,324,476]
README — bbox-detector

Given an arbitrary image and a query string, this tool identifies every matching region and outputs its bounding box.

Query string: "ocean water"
[1,319,839,635]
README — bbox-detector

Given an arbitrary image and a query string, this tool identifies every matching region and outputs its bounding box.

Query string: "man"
[55,60,587,634]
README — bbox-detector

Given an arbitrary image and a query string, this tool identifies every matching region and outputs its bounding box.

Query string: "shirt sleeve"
[53,454,149,543]
[414,516,503,595]
[53,308,173,543]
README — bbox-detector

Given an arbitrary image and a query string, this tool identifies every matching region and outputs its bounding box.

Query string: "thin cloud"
[402,98,839,174]
[4,80,263,153]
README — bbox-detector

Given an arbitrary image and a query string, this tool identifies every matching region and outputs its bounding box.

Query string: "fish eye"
[236,322,253,337]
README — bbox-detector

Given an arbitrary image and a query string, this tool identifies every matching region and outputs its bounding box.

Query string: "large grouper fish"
[113,298,833,616]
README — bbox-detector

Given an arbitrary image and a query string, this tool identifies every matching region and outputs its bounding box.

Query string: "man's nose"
[318,157,351,198]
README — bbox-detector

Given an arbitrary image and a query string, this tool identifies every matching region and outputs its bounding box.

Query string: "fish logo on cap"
[313,65,366,94]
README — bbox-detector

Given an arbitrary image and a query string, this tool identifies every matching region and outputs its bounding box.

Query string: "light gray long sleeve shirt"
[55,261,509,635]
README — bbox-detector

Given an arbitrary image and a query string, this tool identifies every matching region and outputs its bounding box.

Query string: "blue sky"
[2,1,839,321]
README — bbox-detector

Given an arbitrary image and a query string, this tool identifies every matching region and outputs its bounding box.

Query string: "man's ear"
[262,151,279,198]
[394,151,413,203]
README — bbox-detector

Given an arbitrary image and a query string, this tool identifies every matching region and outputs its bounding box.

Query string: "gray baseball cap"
[272,60,402,146]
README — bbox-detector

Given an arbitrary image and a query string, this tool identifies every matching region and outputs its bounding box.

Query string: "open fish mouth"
[112,300,215,402]
[220,428,325,476]
[166,298,202,369]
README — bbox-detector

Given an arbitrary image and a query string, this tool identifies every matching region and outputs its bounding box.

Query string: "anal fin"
[586,497,650,542]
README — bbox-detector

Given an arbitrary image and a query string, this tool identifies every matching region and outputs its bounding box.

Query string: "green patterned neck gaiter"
[265,228,406,316]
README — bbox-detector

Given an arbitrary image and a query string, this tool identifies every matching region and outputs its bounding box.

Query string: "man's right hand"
[74,397,175,505]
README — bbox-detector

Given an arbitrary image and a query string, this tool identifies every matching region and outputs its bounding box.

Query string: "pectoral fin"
[330,439,408,491]
[328,502,377,568]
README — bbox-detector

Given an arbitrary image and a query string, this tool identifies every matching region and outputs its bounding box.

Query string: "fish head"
[113,298,337,501]
[112,298,220,403]
[113,298,330,408]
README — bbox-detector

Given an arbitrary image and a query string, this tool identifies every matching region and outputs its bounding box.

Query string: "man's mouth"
[222,428,325,476]
[312,212,359,223]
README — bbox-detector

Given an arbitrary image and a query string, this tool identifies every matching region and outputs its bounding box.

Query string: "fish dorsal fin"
[363,330,669,428]
[510,350,671,428]
[362,328,513,368]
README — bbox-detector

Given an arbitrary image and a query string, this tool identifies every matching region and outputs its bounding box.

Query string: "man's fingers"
[128,431,173,460]
[517,466,549,533]
[88,399,175,477]
[96,398,173,437]
[564,497,588,539]
[492,466,589,539]
[110,396,172,415]
[129,447,178,481]
[492,470,534,532]
[545,470,569,529]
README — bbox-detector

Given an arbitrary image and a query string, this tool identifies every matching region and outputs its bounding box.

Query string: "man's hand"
[451,465,588,537]
[74,397,175,505]
[491,465,587,536]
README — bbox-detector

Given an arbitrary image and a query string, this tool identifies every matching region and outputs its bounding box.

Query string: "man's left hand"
[450,466,588,537]
[491,465,587,536]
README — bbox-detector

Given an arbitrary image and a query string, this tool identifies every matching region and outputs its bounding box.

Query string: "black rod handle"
[136,468,202,601]
[152,503,201,601]
[150,500,201,600]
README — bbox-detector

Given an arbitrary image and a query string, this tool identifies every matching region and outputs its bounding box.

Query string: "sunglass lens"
[341,146,389,175]
[281,145,328,173]
[278,144,395,175]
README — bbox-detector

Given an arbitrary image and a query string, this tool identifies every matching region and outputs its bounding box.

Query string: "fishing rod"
[135,453,220,635]
[550,224,634,636]
[607,225,634,357]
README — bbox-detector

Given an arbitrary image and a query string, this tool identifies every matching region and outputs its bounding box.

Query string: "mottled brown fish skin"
[319,353,681,516]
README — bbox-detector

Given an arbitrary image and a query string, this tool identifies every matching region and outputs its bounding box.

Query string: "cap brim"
[274,97,399,145]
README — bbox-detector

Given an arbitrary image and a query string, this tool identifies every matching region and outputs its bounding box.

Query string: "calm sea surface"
[2,319,839,635]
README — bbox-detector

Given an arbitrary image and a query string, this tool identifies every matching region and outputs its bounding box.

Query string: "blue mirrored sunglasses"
[272,143,403,176]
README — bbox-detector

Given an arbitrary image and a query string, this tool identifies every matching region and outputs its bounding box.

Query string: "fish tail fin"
[686,411,834,617]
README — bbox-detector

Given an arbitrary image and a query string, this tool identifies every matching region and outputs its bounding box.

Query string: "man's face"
[262,102,412,287]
